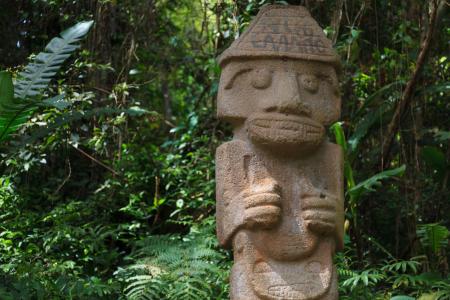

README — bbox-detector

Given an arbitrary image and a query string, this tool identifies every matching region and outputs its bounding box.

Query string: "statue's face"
[217,58,340,152]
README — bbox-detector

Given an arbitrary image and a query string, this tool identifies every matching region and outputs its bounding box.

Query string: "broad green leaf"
[0,71,14,104]
[422,146,447,179]
[331,122,356,192]
[434,130,450,141]
[391,296,415,300]
[417,223,449,254]
[0,21,93,143]
[355,80,405,118]
[348,103,389,155]
[41,94,71,110]
[331,122,347,152]
[418,293,439,300]
[0,71,35,141]
[15,20,94,100]
[60,20,94,41]
[348,165,406,198]
[419,82,450,95]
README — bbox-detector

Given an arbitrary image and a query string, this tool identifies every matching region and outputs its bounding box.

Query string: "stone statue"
[215,5,344,300]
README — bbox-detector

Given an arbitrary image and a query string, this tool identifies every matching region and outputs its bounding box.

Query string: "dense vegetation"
[0,0,448,299]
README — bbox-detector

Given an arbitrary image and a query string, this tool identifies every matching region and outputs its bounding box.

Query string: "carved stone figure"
[215,5,344,300]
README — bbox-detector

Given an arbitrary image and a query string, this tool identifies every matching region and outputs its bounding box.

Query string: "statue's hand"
[241,178,281,230]
[301,190,337,235]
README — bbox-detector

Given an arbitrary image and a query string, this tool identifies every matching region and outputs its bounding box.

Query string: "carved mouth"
[246,113,324,148]
[251,119,322,137]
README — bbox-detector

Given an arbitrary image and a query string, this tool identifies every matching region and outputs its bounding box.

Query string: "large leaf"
[422,146,447,180]
[0,21,93,142]
[0,71,34,141]
[417,223,449,255]
[331,121,348,152]
[0,71,14,103]
[348,102,390,156]
[434,130,450,141]
[419,82,450,95]
[390,296,415,300]
[331,122,355,189]
[354,80,405,118]
[14,20,93,99]
[348,165,406,198]
[418,293,439,300]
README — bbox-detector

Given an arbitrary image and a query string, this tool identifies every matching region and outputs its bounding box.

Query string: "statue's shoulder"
[216,139,251,157]
[318,141,344,159]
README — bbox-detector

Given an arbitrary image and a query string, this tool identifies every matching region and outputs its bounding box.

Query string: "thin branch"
[54,158,72,194]
[72,144,119,176]
[331,0,344,45]
[381,0,440,169]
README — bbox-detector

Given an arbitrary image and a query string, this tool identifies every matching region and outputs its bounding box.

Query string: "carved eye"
[251,69,272,89]
[320,73,340,96]
[299,74,319,93]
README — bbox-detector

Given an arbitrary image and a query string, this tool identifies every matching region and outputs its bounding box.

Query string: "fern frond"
[124,275,155,300]
[125,277,164,300]
[122,231,228,300]
[191,248,220,259]
[169,278,209,300]
[338,268,357,278]
[14,21,93,99]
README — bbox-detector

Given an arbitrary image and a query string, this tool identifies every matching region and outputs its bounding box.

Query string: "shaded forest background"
[0,0,448,299]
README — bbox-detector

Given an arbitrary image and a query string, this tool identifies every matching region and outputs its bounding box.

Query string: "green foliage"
[0,71,32,142]
[119,220,229,300]
[0,1,448,299]
[348,165,406,199]
[14,21,93,99]
[342,269,385,291]
[338,256,450,300]
[417,224,449,256]
[0,20,93,141]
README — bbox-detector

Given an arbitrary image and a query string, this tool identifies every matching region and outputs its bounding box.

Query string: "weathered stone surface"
[216,5,343,300]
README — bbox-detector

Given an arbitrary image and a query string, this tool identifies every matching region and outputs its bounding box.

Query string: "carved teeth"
[249,116,324,142]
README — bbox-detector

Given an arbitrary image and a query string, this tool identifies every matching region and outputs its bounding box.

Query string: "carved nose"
[277,94,312,116]
[264,73,312,117]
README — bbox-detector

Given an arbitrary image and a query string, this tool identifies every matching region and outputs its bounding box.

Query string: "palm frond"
[0,21,93,142]
[14,21,93,99]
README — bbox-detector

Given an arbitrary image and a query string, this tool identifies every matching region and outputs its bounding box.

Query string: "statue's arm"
[215,141,247,248]
[300,142,344,251]
[216,140,282,248]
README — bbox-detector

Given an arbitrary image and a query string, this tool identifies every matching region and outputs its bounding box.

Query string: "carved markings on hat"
[244,18,330,55]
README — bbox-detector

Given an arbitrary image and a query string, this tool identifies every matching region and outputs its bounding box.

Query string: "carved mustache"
[264,95,312,117]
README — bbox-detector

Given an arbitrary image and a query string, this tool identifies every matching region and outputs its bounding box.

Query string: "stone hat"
[218,5,341,70]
